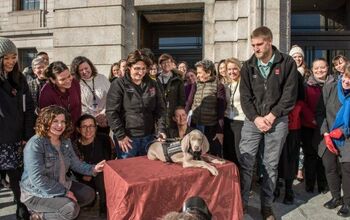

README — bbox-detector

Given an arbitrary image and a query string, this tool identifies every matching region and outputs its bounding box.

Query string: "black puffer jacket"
[240,46,298,121]
[106,73,166,140]
[0,72,35,144]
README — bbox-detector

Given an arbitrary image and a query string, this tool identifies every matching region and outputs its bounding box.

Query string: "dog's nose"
[194,146,200,151]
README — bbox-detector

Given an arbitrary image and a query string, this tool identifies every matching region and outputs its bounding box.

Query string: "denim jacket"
[20,135,95,198]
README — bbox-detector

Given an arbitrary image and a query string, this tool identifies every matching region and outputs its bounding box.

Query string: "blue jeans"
[116,135,154,159]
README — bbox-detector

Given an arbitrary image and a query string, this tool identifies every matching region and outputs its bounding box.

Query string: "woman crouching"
[20,105,105,219]
[317,63,350,217]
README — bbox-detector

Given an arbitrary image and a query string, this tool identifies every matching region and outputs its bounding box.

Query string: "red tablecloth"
[104,156,243,220]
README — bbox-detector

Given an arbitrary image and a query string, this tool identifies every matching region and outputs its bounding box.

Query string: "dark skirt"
[0,142,23,170]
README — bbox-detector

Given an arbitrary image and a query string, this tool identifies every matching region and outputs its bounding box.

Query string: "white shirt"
[80,74,110,116]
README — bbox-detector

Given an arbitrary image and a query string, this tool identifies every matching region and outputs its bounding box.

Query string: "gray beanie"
[0,37,17,58]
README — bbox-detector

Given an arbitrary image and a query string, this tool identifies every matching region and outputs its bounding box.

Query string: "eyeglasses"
[80,125,97,130]
[132,67,147,72]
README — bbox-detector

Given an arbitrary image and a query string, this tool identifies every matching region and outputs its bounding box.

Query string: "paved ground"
[1,180,350,220]
[0,187,105,220]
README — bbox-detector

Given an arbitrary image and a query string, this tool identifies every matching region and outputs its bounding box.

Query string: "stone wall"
[53,0,125,76]
[0,0,288,75]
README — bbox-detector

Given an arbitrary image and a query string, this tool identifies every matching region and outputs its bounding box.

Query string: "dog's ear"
[201,133,210,153]
[181,133,190,153]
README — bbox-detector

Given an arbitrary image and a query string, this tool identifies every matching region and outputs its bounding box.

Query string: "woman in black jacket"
[106,50,166,159]
[0,37,35,219]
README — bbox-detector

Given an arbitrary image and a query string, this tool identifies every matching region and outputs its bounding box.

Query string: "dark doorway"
[139,10,203,68]
[291,0,350,67]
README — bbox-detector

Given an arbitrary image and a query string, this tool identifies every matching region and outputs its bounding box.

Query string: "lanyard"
[229,81,239,108]
[81,77,97,109]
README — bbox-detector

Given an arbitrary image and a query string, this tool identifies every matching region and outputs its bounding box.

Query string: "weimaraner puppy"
[147,129,225,176]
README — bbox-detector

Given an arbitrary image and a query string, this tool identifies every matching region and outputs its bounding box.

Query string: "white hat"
[289,46,304,58]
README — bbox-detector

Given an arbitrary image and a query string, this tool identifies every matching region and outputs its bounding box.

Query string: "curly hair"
[70,56,98,80]
[35,105,73,139]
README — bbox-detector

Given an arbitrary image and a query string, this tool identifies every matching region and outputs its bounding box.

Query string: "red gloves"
[329,128,343,139]
[324,134,339,155]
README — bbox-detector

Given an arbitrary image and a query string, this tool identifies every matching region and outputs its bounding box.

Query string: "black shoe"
[323,197,343,209]
[16,202,30,220]
[261,206,276,220]
[337,204,350,217]
[283,191,294,205]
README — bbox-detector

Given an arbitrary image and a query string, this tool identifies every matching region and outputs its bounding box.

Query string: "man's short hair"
[251,26,273,41]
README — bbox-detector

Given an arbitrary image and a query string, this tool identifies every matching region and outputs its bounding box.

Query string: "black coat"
[0,72,35,143]
[157,70,185,128]
[239,46,298,121]
[106,73,166,140]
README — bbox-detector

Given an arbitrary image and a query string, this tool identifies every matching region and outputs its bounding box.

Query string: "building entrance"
[139,9,203,68]
[291,0,350,67]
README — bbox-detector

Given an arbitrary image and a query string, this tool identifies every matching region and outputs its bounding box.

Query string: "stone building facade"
[0,0,298,76]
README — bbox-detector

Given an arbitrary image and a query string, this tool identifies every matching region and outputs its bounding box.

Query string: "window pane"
[159,37,202,50]
[18,48,37,71]
[21,0,40,10]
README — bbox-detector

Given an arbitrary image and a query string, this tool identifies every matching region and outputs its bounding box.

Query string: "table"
[104,156,243,220]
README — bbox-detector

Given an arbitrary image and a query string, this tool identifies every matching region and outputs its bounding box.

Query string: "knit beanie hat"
[289,45,304,58]
[0,37,17,58]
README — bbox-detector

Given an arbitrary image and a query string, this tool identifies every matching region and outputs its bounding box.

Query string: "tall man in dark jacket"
[239,26,298,220]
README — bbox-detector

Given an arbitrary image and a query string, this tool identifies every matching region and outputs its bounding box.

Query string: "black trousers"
[278,130,301,180]
[7,168,22,202]
[223,117,243,167]
[301,127,327,191]
[322,149,350,204]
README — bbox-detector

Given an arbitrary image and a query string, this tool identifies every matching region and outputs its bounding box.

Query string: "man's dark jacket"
[239,46,298,121]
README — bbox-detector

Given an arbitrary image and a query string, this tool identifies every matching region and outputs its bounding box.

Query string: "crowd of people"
[1,25,350,220]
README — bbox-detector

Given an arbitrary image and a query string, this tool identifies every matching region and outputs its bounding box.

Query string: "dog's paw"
[208,166,219,176]
[212,158,226,164]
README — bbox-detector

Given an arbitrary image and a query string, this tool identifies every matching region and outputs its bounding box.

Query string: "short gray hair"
[32,56,48,69]
[195,59,216,76]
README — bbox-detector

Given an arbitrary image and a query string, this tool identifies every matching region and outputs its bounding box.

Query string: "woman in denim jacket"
[20,105,105,220]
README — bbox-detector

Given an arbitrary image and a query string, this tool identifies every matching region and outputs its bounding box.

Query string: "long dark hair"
[0,56,21,89]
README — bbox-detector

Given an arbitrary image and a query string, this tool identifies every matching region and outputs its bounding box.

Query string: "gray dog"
[147,129,225,176]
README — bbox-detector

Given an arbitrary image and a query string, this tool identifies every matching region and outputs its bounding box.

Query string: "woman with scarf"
[316,63,350,217]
